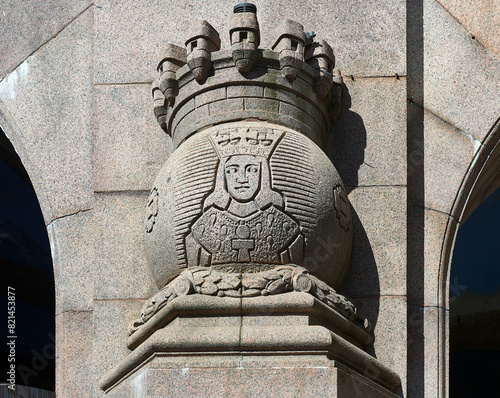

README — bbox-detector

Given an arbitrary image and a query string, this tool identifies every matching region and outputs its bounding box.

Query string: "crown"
[208,127,284,159]
[152,3,342,149]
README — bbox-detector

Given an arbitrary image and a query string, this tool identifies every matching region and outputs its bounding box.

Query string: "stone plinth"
[100,292,400,396]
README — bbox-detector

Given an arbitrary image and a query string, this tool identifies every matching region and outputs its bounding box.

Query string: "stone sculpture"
[137,0,360,333]
[101,4,401,395]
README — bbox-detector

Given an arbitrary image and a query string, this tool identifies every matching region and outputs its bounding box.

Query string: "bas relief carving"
[185,129,304,267]
[100,5,404,394]
[136,2,361,334]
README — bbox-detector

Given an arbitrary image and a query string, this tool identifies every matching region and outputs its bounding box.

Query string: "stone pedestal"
[100,293,400,397]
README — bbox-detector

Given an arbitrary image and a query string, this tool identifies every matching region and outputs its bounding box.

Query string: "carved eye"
[246,165,258,174]
[226,166,239,174]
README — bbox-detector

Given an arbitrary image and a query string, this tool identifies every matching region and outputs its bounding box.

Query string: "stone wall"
[0,1,499,397]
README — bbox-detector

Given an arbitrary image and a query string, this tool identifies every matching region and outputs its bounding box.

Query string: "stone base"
[104,356,399,398]
[100,292,400,397]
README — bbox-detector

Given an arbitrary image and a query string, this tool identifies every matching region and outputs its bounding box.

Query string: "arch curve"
[435,117,500,393]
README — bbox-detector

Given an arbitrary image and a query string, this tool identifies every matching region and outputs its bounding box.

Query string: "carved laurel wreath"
[130,266,370,335]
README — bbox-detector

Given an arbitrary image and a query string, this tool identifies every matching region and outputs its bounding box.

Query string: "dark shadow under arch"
[0,126,55,392]
[439,118,500,397]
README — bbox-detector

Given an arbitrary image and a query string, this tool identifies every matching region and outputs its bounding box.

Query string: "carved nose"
[238,172,248,182]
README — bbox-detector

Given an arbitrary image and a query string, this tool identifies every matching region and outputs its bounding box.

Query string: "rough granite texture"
[417,0,500,140]
[0,7,94,225]
[437,0,500,61]
[407,206,458,308]
[327,76,407,188]
[94,84,172,192]
[410,107,480,215]
[342,186,406,298]
[48,210,94,315]
[352,296,407,396]
[1,0,499,397]
[0,0,92,79]
[94,0,406,84]
[93,300,145,398]
[93,192,156,300]
[105,364,400,398]
[56,311,93,398]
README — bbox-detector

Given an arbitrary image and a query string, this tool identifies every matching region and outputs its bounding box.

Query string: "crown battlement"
[152,3,342,148]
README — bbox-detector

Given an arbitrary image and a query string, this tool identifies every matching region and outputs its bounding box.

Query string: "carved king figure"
[186,129,303,267]
[100,4,402,395]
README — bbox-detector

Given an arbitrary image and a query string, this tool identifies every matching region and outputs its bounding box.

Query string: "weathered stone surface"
[48,210,93,315]
[93,300,144,398]
[95,0,405,84]
[56,311,93,398]
[145,122,353,291]
[94,84,171,192]
[407,305,445,397]
[408,106,480,215]
[130,292,368,350]
[407,205,458,309]
[101,293,399,393]
[327,77,407,188]
[94,192,156,300]
[0,8,93,224]
[353,296,407,396]
[413,0,500,140]
[438,0,500,60]
[166,51,331,146]
[0,0,92,79]
[105,363,400,398]
[342,186,406,297]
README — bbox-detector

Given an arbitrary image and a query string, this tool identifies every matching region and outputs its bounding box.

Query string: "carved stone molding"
[129,265,371,336]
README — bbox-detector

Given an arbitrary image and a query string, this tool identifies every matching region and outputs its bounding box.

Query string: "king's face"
[224,155,261,202]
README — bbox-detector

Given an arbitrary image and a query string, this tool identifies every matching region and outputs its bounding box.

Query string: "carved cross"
[231,238,255,261]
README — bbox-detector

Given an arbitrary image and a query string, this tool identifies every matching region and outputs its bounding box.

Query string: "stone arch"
[0,100,53,225]
[437,117,500,392]
[0,105,56,391]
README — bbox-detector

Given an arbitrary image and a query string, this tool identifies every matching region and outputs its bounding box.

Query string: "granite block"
[56,311,93,398]
[0,8,93,225]
[341,186,406,297]
[244,97,280,114]
[407,305,445,397]
[408,106,479,215]
[407,205,458,308]
[172,97,196,124]
[208,97,245,116]
[414,0,500,140]
[105,356,400,397]
[47,210,94,315]
[0,0,92,79]
[94,192,156,300]
[227,85,264,98]
[94,0,406,84]
[438,0,500,60]
[353,296,407,396]
[327,77,407,188]
[195,87,227,107]
[94,84,171,192]
[93,300,144,398]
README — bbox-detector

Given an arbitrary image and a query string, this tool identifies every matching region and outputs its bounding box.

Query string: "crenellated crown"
[210,127,283,160]
[152,3,343,148]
